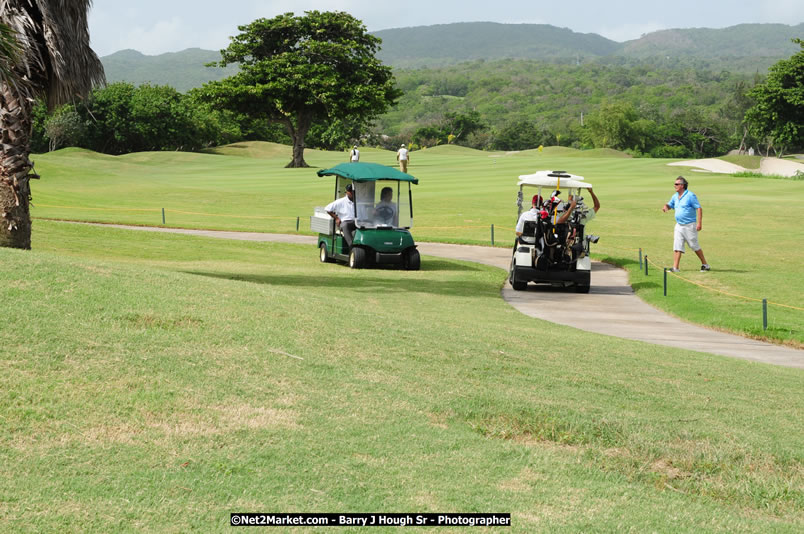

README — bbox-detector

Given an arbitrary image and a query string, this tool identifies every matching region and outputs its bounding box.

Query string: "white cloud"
[87,0,804,56]
[122,18,190,56]
[596,22,666,43]
[753,0,804,21]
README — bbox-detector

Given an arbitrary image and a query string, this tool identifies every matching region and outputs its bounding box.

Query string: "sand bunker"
[668,159,746,174]
[669,157,804,177]
[760,158,804,177]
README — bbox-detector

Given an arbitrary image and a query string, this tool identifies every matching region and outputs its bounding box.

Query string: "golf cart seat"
[519,221,538,245]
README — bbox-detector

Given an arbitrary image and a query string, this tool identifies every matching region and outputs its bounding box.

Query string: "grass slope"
[1,221,802,532]
[29,145,804,346]
[720,155,762,170]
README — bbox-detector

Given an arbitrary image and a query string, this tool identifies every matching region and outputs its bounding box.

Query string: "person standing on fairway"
[349,145,360,162]
[396,144,409,173]
[662,176,710,272]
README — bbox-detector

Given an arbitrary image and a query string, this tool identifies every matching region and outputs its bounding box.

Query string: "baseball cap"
[401,144,405,147]
[532,194,543,206]
[345,183,354,192]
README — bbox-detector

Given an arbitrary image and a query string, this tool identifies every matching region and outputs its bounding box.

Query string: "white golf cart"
[509,170,599,293]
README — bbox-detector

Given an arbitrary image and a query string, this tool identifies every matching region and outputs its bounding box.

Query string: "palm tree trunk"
[0,84,34,249]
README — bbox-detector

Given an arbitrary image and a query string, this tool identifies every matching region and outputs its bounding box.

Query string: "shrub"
[650,145,692,159]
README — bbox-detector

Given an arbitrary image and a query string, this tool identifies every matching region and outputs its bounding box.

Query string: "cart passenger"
[374,187,398,226]
[517,194,576,236]
[326,183,357,247]
[516,194,545,239]
[550,194,577,226]
[588,188,601,214]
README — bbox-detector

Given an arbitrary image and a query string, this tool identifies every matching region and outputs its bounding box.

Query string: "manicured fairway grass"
[29,144,804,346]
[719,155,762,169]
[1,220,802,532]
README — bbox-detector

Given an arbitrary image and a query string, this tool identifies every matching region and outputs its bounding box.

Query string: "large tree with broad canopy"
[745,39,804,157]
[201,11,401,168]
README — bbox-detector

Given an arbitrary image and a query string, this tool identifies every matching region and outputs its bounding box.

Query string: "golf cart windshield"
[317,163,418,230]
[355,180,412,229]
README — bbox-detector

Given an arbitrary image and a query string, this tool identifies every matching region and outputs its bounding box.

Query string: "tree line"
[381,57,798,157]
[30,28,804,161]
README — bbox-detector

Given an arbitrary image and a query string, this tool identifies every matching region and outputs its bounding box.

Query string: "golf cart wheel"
[511,270,527,291]
[319,242,334,263]
[349,247,366,269]
[575,283,590,293]
[404,249,421,271]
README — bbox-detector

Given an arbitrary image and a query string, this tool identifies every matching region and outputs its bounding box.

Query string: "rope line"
[642,253,804,312]
[591,243,802,311]
[37,204,160,213]
[168,209,288,220]
[35,204,292,220]
[416,225,507,230]
[31,203,804,312]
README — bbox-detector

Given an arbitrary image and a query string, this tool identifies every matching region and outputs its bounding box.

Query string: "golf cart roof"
[317,162,418,184]
[517,170,592,190]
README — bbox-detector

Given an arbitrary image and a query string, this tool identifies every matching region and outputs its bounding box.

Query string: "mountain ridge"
[100,22,804,91]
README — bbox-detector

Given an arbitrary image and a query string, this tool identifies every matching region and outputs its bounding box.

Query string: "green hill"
[101,48,237,92]
[99,22,803,91]
[620,23,804,58]
[373,21,802,69]
[373,22,620,68]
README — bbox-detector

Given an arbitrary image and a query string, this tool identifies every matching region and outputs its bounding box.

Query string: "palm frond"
[0,0,105,108]
[0,21,21,83]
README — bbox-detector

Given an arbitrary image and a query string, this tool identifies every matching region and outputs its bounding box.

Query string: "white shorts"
[674,222,700,253]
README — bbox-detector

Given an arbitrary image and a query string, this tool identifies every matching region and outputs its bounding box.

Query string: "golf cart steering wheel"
[376,205,394,224]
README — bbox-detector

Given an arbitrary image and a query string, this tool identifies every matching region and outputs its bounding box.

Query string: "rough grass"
[731,170,803,180]
[1,220,802,532]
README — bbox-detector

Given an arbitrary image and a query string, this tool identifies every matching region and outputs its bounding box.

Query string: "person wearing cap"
[349,145,360,162]
[396,144,409,173]
[516,193,576,238]
[662,176,710,272]
[326,183,357,248]
[516,194,545,239]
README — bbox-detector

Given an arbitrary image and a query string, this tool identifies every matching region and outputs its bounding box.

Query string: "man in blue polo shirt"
[662,176,710,272]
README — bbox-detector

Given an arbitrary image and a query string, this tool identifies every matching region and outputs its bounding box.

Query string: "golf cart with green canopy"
[509,170,599,293]
[311,162,420,269]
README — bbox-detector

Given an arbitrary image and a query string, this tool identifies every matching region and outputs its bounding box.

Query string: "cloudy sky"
[88,0,803,57]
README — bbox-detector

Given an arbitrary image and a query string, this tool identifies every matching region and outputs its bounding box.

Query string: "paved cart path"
[80,223,803,369]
